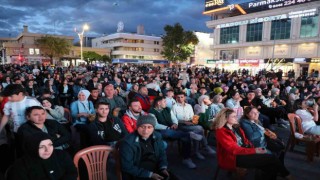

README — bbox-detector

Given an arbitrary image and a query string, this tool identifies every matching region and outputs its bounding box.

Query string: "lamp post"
[75,24,89,61]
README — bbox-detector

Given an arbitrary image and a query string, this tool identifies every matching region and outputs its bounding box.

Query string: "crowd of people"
[0,63,319,179]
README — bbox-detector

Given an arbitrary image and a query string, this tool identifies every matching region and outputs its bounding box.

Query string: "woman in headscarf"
[70,90,95,149]
[71,90,95,126]
[8,132,77,180]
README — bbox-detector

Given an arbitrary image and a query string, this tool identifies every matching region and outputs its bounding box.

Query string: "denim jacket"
[239,118,266,148]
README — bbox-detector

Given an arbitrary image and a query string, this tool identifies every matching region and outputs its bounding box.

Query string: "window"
[271,19,291,40]
[220,26,239,44]
[246,23,263,42]
[220,49,239,60]
[300,16,318,38]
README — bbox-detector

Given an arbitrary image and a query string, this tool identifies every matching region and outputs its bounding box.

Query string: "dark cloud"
[0,0,211,38]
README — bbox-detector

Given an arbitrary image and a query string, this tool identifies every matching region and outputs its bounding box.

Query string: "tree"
[161,23,199,63]
[83,51,102,64]
[35,35,72,64]
[101,55,112,64]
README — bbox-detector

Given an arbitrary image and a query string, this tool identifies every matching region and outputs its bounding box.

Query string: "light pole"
[75,24,89,61]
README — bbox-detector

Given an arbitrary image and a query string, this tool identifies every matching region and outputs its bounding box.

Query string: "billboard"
[204,0,320,15]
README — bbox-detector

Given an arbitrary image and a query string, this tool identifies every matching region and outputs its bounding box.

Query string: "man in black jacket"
[88,101,127,147]
[17,106,71,152]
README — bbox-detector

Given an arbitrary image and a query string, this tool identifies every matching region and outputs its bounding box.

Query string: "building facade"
[92,26,168,65]
[0,25,109,66]
[204,0,320,77]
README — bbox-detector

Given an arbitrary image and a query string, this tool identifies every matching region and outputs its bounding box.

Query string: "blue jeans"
[178,124,208,153]
[158,129,191,159]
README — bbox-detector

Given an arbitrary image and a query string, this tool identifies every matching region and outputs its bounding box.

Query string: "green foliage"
[83,51,102,64]
[35,35,72,62]
[161,23,199,63]
[101,55,112,64]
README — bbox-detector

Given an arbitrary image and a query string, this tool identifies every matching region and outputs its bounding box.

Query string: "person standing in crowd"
[119,114,171,179]
[0,84,41,134]
[213,108,292,180]
[88,101,127,147]
[122,99,148,133]
[7,132,77,180]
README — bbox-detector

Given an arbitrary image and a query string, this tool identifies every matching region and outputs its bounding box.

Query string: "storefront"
[112,59,169,65]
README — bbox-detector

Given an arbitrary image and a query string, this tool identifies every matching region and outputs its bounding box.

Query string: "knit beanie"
[137,114,156,127]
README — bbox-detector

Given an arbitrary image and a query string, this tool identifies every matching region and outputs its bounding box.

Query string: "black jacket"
[8,150,77,180]
[88,117,128,145]
[17,120,71,148]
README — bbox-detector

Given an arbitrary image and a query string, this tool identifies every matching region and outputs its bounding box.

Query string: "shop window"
[271,19,291,40]
[220,26,239,44]
[219,49,239,60]
[300,15,319,38]
[246,23,263,42]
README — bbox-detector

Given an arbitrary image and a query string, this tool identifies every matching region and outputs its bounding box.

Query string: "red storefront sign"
[239,59,259,67]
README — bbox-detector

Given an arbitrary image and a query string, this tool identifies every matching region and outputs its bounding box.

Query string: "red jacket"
[134,94,151,112]
[121,110,148,133]
[215,126,255,170]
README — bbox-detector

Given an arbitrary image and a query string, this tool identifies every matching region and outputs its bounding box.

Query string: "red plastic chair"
[73,145,113,180]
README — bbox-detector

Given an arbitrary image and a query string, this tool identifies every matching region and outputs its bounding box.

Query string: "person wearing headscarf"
[8,132,77,180]
[70,89,95,149]
[71,90,95,126]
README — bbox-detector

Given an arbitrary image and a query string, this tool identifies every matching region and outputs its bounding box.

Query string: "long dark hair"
[292,99,304,112]
[41,97,56,109]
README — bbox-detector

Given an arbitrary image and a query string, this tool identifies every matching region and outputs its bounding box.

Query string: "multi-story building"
[189,32,214,65]
[0,25,109,66]
[203,0,320,76]
[92,25,169,65]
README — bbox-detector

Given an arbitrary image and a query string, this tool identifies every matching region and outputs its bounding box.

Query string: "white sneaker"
[204,146,216,155]
[189,132,203,141]
[195,152,205,160]
[182,158,197,169]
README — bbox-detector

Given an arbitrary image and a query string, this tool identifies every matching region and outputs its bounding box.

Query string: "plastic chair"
[287,113,320,162]
[73,145,113,180]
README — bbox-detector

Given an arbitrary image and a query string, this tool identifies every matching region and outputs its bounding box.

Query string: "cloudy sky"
[0,0,212,39]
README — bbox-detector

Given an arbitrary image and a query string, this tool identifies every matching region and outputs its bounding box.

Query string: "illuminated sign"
[239,59,260,67]
[207,59,234,64]
[205,0,225,8]
[311,58,320,63]
[204,0,320,15]
[216,8,317,28]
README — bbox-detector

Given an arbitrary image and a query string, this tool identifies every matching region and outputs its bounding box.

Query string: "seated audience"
[119,114,171,179]
[122,99,148,133]
[8,132,77,180]
[88,101,127,146]
[18,106,71,151]
[213,108,292,180]
[294,99,319,135]
[172,92,215,159]
[41,98,67,124]
[149,96,202,168]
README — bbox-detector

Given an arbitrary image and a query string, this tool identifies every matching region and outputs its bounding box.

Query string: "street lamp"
[75,24,89,61]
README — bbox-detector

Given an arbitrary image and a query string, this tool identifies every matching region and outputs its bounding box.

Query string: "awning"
[112,59,169,64]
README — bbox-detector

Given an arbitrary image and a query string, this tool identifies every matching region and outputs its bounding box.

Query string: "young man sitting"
[88,101,128,147]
